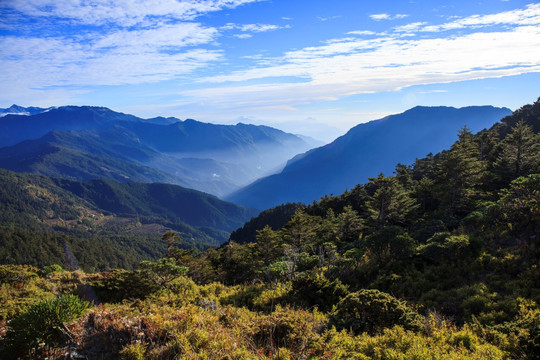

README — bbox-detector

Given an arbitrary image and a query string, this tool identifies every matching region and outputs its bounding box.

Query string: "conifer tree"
[494,120,539,184]
[436,127,486,216]
[366,174,418,229]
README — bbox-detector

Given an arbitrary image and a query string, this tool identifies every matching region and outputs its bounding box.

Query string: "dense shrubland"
[1,98,540,358]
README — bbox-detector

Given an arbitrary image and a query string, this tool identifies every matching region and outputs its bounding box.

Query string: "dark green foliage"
[498,174,540,244]
[494,121,539,183]
[363,226,416,264]
[205,97,540,341]
[0,229,164,272]
[289,272,349,312]
[330,289,423,335]
[495,302,540,359]
[228,203,303,244]
[1,295,89,359]
[436,126,486,216]
[418,232,472,263]
[139,258,189,288]
[88,269,157,303]
[58,178,256,234]
[1,98,540,359]
[366,174,418,228]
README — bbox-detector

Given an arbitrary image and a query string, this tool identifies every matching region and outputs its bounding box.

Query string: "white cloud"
[1,1,539,117]
[3,0,264,26]
[394,22,428,33]
[318,15,342,22]
[94,23,218,50]
[370,13,391,21]
[347,30,377,36]
[0,21,223,89]
[417,3,540,32]
[222,23,288,33]
[370,13,409,21]
[0,0,262,91]
[234,34,252,39]
[188,7,540,109]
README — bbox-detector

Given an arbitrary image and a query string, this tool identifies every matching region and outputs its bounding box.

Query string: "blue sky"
[1,0,539,141]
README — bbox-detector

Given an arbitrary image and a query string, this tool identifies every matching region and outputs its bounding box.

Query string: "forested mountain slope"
[0,169,257,270]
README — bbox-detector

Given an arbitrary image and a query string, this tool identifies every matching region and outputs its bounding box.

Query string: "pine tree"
[494,120,539,184]
[366,174,418,229]
[436,127,486,216]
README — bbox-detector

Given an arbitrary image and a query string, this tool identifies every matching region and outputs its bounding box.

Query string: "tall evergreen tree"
[436,127,486,216]
[494,120,539,184]
[366,174,418,229]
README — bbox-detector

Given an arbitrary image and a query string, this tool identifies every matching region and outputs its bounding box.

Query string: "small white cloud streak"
[407,3,540,32]
[347,30,377,36]
[370,13,409,21]
[221,23,288,32]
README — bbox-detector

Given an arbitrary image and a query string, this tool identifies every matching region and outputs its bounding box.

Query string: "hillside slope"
[0,169,257,270]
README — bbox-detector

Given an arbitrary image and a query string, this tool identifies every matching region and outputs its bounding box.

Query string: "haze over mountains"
[0,104,513,213]
[227,105,512,210]
[0,106,318,197]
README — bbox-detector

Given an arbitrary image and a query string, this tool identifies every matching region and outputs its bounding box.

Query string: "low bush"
[330,289,423,335]
[1,294,89,358]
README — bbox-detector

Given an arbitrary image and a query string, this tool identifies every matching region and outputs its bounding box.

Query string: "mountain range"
[227,105,512,209]
[0,106,318,197]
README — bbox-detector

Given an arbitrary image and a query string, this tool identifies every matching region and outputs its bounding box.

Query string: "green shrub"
[89,269,157,303]
[418,233,472,263]
[43,264,65,275]
[330,289,423,335]
[1,294,89,358]
[119,343,146,360]
[289,272,349,312]
[495,300,540,359]
[252,305,326,357]
[0,264,39,285]
[139,258,189,288]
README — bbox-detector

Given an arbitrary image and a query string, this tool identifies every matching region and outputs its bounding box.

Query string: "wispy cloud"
[1,0,539,118]
[347,30,378,36]
[370,13,409,21]
[419,90,448,94]
[1,0,264,26]
[412,3,540,33]
[0,0,266,92]
[318,15,342,22]
[222,23,289,32]
[187,5,540,108]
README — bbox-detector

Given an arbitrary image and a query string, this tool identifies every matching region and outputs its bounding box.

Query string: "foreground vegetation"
[1,98,540,358]
[0,264,516,359]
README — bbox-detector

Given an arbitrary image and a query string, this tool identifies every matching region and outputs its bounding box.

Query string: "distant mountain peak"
[0,104,50,117]
[227,105,513,210]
